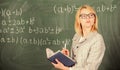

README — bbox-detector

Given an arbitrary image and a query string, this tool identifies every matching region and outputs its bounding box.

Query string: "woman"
[52,5,106,70]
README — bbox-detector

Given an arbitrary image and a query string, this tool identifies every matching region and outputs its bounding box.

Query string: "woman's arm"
[71,35,106,70]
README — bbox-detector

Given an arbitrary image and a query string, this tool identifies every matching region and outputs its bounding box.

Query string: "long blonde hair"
[74,5,98,36]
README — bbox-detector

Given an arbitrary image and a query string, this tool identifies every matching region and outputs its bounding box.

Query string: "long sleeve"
[70,33,106,70]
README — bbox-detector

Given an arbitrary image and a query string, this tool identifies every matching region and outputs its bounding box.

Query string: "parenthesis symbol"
[20,8,22,16]
[54,5,57,14]
[70,5,74,14]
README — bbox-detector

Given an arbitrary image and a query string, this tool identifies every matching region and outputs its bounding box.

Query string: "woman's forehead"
[80,8,93,14]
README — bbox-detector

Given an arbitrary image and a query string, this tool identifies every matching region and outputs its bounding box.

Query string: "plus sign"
[107,8,109,11]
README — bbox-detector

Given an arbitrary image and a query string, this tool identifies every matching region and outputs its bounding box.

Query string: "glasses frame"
[79,13,95,19]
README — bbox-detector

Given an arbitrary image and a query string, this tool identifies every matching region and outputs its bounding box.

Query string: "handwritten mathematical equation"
[95,4,117,12]
[29,26,62,34]
[0,36,71,46]
[0,8,22,18]
[0,26,62,34]
[1,17,35,26]
[53,4,117,14]
[0,4,117,17]
[54,4,78,14]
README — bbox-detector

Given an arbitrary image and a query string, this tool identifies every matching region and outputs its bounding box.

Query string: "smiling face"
[79,8,95,30]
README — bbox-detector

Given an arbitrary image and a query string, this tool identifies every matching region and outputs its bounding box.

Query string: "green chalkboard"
[0,0,120,70]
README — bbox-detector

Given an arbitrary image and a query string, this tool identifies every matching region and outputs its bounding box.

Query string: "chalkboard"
[0,0,120,70]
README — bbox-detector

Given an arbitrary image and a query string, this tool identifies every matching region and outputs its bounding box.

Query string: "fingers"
[51,59,69,70]
[61,49,69,56]
[62,48,67,50]
[51,59,60,65]
[55,59,61,64]
[51,59,62,68]
[51,62,55,65]
[62,48,68,53]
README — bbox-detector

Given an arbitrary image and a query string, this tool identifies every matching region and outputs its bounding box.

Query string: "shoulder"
[72,33,81,41]
[94,32,104,40]
[92,32,105,44]
[93,32,106,50]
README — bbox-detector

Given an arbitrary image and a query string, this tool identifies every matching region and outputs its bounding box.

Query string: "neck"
[83,27,91,37]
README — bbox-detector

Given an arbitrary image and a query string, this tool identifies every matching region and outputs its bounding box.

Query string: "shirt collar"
[79,31,97,43]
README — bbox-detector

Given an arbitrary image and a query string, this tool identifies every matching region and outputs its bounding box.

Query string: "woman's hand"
[51,59,69,70]
[61,48,69,56]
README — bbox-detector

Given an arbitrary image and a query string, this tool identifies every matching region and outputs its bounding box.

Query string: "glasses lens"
[89,13,95,18]
[80,13,95,19]
[80,14,86,19]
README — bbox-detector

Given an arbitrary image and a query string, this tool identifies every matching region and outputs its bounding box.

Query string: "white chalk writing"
[0,36,71,46]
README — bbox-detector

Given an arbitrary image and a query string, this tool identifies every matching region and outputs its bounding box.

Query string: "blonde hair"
[74,5,98,36]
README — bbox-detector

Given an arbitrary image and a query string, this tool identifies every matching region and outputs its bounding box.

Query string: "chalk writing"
[54,4,78,14]
[53,4,117,14]
[0,8,22,18]
[1,17,35,26]
[0,26,62,34]
[28,26,62,34]
[95,4,117,12]
[0,36,71,46]
[0,26,25,34]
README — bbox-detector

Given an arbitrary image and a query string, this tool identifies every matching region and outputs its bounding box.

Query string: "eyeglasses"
[80,13,95,19]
